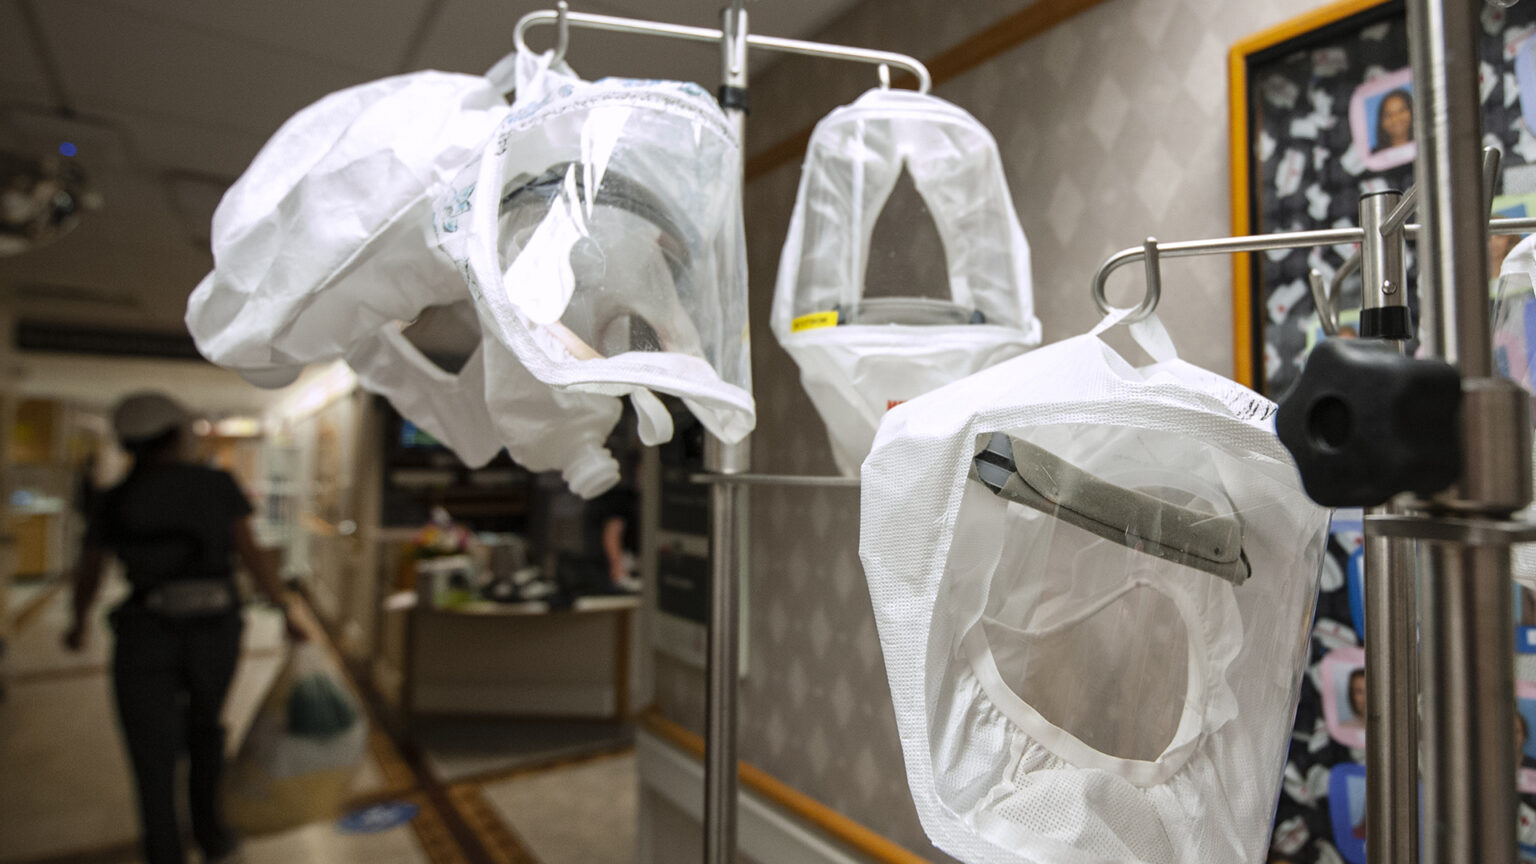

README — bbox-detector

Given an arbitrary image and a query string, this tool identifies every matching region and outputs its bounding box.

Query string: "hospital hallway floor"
[0,577,638,864]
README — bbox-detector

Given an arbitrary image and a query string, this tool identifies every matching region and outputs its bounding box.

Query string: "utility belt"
[135,579,239,619]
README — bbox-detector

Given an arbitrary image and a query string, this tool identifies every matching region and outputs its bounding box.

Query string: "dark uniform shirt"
[582,486,638,556]
[84,463,253,590]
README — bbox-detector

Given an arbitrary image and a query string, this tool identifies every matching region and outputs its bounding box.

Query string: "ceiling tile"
[63,171,195,251]
[597,0,857,36]
[412,0,720,87]
[0,1,51,97]
[0,232,209,326]
[406,0,561,78]
[36,0,370,139]
[91,0,433,77]
[116,113,265,178]
[164,172,227,245]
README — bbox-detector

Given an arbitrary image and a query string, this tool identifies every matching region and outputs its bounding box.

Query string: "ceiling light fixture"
[0,149,102,256]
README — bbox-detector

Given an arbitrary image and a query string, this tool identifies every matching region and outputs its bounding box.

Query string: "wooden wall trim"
[745,0,1115,181]
[1228,40,1255,388]
[638,707,932,864]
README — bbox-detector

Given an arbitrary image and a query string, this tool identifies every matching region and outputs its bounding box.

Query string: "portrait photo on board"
[1350,68,1416,171]
[1320,645,1367,750]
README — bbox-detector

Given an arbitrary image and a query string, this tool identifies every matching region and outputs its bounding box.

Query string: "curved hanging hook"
[552,1,571,65]
[1138,237,1163,321]
[515,2,572,62]
[1090,237,1163,323]
[1309,268,1341,337]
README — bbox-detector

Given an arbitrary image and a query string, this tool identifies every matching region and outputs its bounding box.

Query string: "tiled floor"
[478,753,637,864]
[417,718,631,784]
[0,583,638,864]
[0,673,139,861]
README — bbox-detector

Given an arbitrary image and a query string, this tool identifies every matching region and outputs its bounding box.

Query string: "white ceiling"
[0,0,859,346]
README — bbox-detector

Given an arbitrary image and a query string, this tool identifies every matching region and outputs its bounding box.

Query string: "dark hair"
[1347,668,1366,713]
[123,426,181,459]
[1374,89,1413,151]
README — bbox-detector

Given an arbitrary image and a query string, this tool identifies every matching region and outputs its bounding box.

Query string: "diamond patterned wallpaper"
[652,0,1333,858]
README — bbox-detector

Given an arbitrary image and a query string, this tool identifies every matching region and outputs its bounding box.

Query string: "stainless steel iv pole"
[1089,1,1536,856]
[704,12,750,863]
[514,7,930,861]
[1357,186,1421,864]
[1377,0,1532,859]
[1403,1,1520,859]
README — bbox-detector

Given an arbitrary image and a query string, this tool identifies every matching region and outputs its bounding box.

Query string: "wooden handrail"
[638,706,932,864]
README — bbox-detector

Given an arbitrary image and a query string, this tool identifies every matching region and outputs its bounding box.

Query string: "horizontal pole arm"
[514,8,932,93]
[1091,216,1536,319]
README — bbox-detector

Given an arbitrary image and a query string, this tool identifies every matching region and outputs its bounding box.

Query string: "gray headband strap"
[971,431,1251,586]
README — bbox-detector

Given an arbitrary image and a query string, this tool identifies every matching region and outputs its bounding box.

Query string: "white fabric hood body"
[1502,232,1536,289]
[773,89,1041,475]
[401,53,626,497]
[789,325,1036,475]
[344,305,503,469]
[860,316,1329,864]
[440,68,755,454]
[479,337,624,498]
[185,48,673,496]
[183,59,538,469]
[187,69,513,381]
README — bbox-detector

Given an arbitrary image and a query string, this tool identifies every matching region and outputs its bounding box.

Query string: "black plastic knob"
[1275,339,1462,507]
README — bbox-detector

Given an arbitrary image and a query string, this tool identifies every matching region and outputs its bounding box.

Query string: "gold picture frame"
[1230,0,1536,396]
[1227,0,1401,393]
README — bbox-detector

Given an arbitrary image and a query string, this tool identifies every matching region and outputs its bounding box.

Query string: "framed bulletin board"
[1229,0,1536,395]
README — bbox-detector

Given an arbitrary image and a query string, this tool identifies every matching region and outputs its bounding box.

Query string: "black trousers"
[110,606,243,864]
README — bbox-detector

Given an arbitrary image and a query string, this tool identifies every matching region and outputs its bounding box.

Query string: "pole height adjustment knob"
[1276,338,1462,507]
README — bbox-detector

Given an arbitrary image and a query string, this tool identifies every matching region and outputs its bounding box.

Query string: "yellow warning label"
[791,310,839,332]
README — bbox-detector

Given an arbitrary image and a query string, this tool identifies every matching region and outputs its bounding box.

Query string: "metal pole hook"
[1089,236,1164,324]
[552,0,571,65]
[1309,268,1341,337]
[1328,252,1362,319]
[1140,237,1163,322]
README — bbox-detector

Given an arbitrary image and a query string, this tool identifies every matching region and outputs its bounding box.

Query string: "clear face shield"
[768,89,1039,475]
[476,87,753,446]
[500,164,710,362]
[858,315,1331,864]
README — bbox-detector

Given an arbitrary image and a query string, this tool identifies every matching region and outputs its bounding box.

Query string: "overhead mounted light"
[214,416,263,437]
[0,149,102,256]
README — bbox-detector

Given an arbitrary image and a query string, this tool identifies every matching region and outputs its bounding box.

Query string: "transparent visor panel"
[976,429,1238,763]
[792,165,981,328]
[494,104,748,392]
[933,422,1325,785]
[787,116,1025,329]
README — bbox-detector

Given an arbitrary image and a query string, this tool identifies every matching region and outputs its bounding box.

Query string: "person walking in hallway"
[63,392,304,864]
